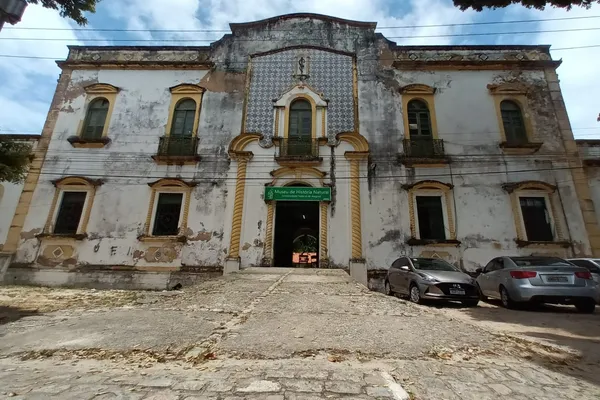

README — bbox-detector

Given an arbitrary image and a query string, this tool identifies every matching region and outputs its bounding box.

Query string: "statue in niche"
[293,54,310,81]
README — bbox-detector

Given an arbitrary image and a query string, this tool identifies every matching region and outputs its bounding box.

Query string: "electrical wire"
[4,15,600,33]
[3,26,600,42]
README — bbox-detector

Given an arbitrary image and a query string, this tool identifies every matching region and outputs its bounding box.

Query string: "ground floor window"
[152,193,184,236]
[54,191,87,234]
[519,196,554,241]
[416,195,446,240]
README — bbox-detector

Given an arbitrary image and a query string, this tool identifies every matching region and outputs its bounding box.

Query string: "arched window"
[82,98,109,139]
[289,100,312,140]
[500,100,527,143]
[170,99,197,137]
[407,100,432,137]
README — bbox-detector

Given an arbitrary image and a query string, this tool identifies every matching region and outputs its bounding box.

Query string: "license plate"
[449,288,466,295]
[546,276,569,283]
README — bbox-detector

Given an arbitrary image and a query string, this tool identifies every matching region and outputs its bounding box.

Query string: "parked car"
[476,256,598,313]
[567,258,600,303]
[385,257,479,307]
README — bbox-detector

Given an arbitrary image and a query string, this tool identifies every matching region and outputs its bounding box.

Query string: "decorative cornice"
[51,176,104,187]
[229,133,263,153]
[402,180,453,191]
[147,178,197,188]
[502,180,556,194]
[487,82,529,95]
[230,13,377,32]
[336,132,369,152]
[170,84,206,94]
[84,83,120,94]
[399,84,436,95]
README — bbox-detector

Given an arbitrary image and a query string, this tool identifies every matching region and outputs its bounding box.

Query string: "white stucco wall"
[16,68,242,268]
[0,181,23,248]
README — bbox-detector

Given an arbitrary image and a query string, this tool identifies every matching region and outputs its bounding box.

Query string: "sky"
[0,0,598,138]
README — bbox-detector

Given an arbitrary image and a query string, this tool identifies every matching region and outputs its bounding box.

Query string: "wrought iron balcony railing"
[277,137,320,159]
[156,136,199,157]
[403,138,445,158]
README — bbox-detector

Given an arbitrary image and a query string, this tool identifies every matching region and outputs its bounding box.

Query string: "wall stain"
[20,228,42,240]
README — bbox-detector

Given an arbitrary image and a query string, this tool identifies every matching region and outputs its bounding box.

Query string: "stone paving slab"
[0,356,598,400]
[0,310,230,354]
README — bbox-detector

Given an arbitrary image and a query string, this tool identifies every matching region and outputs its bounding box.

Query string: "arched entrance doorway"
[273,184,320,268]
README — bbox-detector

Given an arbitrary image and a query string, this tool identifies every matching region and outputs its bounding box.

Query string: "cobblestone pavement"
[1,268,600,399]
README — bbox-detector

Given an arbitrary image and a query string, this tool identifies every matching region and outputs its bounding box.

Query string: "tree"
[454,0,598,11]
[26,0,99,25]
[0,139,33,183]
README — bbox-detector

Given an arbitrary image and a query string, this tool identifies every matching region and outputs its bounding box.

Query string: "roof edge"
[230,13,377,31]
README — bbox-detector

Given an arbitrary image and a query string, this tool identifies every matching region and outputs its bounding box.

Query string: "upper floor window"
[82,98,109,140]
[407,99,432,137]
[170,99,197,137]
[289,100,312,139]
[500,100,527,144]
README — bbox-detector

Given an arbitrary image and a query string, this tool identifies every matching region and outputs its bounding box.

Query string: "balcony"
[274,137,323,166]
[399,138,449,166]
[151,136,201,165]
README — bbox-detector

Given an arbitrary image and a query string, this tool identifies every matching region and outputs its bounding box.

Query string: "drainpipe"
[0,0,27,32]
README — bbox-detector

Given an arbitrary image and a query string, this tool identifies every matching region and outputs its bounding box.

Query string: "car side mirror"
[400,266,410,271]
[475,268,483,274]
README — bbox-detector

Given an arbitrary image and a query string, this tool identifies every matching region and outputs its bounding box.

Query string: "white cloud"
[0,4,81,134]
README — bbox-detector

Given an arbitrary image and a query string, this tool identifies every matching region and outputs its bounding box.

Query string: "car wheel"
[384,280,393,296]
[575,299,596,314]
[500,286,516,309]
[462,299,479,307]
[476,283,487,301]
[409,284,422,304]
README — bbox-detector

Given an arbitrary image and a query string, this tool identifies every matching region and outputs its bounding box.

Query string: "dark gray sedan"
[385,257,479,307]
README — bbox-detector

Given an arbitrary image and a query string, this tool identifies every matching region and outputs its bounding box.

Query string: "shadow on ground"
[0,306,39,325]
[438,298,600,388]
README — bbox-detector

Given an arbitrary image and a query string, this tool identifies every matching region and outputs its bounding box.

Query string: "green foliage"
[0,140,33,184]
[453,0,598,11]
[26,0,99,25]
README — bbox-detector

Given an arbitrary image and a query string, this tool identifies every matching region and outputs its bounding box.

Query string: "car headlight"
[419,274,439,283]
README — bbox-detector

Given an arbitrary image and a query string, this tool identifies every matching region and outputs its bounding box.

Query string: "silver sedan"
[476,256,598,313]
[385,257,479,307]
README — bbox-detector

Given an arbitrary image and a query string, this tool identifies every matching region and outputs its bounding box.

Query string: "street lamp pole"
[0,0,27,31]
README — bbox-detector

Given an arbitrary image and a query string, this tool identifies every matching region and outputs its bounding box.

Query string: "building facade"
[2,14,600,289]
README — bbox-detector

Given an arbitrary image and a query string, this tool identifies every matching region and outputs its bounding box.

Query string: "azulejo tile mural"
[245,48,355,139]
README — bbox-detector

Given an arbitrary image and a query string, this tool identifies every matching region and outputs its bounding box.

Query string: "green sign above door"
[265,186,331,202]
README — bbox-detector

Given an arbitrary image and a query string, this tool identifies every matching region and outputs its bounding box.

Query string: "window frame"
[45,177,101,237]
[407,99,433,137]
[414,193,448,241]
[76,84,120,145]
[504,181,564,244]
[165,84,205,139]
[400,84,438,141]
[142,179,194,240]
[500,100,528,144]
[516,191,557,242]
[405,180,456,243]
[487,83,535,145]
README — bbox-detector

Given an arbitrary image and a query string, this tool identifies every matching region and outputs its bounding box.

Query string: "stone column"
[224,152,252,274]
[262,201,275,266]
[345,152,368,286]
[319,201,328,267]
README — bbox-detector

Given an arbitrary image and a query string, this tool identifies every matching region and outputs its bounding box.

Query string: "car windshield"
[411,258,458,271]
[511,257,571,267]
